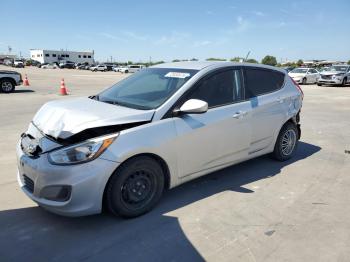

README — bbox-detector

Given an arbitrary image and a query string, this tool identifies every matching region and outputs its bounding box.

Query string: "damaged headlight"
[48,134,118,165]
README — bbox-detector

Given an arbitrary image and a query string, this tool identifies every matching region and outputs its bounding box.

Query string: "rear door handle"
[232,111,248,119]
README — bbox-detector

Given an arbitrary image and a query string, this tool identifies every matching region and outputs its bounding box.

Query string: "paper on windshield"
[165,72,191,79]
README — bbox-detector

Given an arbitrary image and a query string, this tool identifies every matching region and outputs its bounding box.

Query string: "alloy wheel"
[281,129,297,156]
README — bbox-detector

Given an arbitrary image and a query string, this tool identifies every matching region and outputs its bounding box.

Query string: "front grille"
[321,75,332,80]
[23,175,34,193]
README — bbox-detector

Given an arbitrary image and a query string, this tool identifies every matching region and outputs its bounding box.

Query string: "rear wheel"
[0,79,15,93]
[272,122,299,161]
[302,78,307,85]
[342,77,347,87]
[105,156,165,218]
[317,83,322,86]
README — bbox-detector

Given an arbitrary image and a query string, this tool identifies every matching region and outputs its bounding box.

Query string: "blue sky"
[1,0,349,62]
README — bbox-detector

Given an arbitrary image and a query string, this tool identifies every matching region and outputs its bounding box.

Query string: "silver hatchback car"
[17,62,303,217]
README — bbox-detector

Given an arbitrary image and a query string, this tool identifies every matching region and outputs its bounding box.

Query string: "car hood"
[288,73,306,78]
[32,97,155,139]
[321,71,344,76]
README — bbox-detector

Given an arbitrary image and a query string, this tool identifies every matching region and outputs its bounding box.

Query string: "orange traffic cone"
[23,74,30,86]
[60,78,68,95]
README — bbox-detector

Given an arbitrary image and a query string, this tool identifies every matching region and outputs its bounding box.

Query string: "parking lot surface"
[0,65,349,261]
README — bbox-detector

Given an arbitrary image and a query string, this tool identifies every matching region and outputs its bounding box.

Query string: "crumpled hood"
[32,97,155,139]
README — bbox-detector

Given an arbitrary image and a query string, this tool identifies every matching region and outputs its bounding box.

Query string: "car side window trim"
[162,66,245,119]
[242,67,286,99]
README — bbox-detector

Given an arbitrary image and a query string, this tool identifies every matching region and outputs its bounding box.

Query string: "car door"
[243,67,287,154]
[172,68,252,178]
[309,68,318,83]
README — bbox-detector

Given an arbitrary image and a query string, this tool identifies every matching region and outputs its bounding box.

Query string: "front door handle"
[232,111,247,119]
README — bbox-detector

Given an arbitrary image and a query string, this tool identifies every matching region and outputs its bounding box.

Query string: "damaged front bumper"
[16,142,120,216]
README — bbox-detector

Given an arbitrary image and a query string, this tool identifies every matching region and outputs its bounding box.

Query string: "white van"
[120,65,145,73]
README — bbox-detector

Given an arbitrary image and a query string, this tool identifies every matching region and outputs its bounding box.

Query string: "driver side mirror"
[173,99,208,116]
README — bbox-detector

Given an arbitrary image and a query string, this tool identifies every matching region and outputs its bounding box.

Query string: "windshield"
[329,66,348,72]
[98,68,198,110]
[290,68,308,74]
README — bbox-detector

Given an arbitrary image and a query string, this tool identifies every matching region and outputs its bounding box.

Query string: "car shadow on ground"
[13,89,35,93]
[0,141,320,262]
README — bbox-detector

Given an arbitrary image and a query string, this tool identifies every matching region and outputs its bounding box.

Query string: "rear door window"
[244,68,285,98]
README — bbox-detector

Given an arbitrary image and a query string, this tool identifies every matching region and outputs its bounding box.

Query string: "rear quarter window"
[244,68,285,98]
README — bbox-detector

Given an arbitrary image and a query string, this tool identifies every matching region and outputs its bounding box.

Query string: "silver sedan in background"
[288,67,320,84]
[17,61,303,218]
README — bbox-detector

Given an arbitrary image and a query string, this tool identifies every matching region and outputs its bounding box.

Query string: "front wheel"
[105,156,165,218]
[302,78,307,85]
[272,122,299,161]
[0,80,15,93]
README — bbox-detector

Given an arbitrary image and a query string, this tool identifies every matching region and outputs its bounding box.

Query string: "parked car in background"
[112,65,126,72]
[16,61,303,218]
[13,60,24,68]
[282,66,295,73]
[119,65,145,73]
[25,60,41,67]
[317,65,350,86]
[90,64,108,72]
[0,70,23,93]
[75,62,89,70]
[41,63,58,69]
[288,67,319,84]
[104,64,114,71]
[4,60,13,66]
[59,61,75,69]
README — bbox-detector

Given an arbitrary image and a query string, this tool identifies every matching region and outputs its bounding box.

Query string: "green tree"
[206,58,226,61]
[246,58,258,64]
[190,58,198,61]
[230,57,243,62]
[127,61,133,65]
[172,59,181,62]
[297,59,303,66]
[348,60,350,65]
[261,55,277,66]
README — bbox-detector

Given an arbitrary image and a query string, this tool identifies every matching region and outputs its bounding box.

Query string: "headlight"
[48,134,118,165]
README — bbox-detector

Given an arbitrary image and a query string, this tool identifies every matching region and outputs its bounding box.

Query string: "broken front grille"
[23,175,34,193]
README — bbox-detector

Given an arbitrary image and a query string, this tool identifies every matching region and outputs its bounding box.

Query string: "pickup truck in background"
[0,70,23,93]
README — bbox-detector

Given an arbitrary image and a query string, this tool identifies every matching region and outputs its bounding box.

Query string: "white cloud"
[236,16,250,32]
[99,32,126,42]
[252,11,265,17]
[193,40,212,47]
[154,32,190,47]
[121,31,148,41]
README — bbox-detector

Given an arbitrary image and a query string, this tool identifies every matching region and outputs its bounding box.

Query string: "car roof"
[153,61,230,70]
[152,61,286,73]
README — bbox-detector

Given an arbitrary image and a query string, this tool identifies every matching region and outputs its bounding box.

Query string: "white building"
[30,49,94,64]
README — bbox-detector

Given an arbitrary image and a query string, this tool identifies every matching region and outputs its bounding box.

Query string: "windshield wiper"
[89,95,99,101]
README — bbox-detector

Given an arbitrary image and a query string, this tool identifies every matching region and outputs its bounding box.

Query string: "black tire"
[317,83,322,86]
[0,79,15,93]
[125,70,129,73]
[272,122,299,161]
[342,77,347,87]
[302,78,307,85]
[105,156,165,218]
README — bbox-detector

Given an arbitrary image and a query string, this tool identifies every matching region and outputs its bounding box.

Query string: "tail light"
[290,77,304,100]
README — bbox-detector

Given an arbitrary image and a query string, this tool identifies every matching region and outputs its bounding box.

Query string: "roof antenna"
[244,51,251,62]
